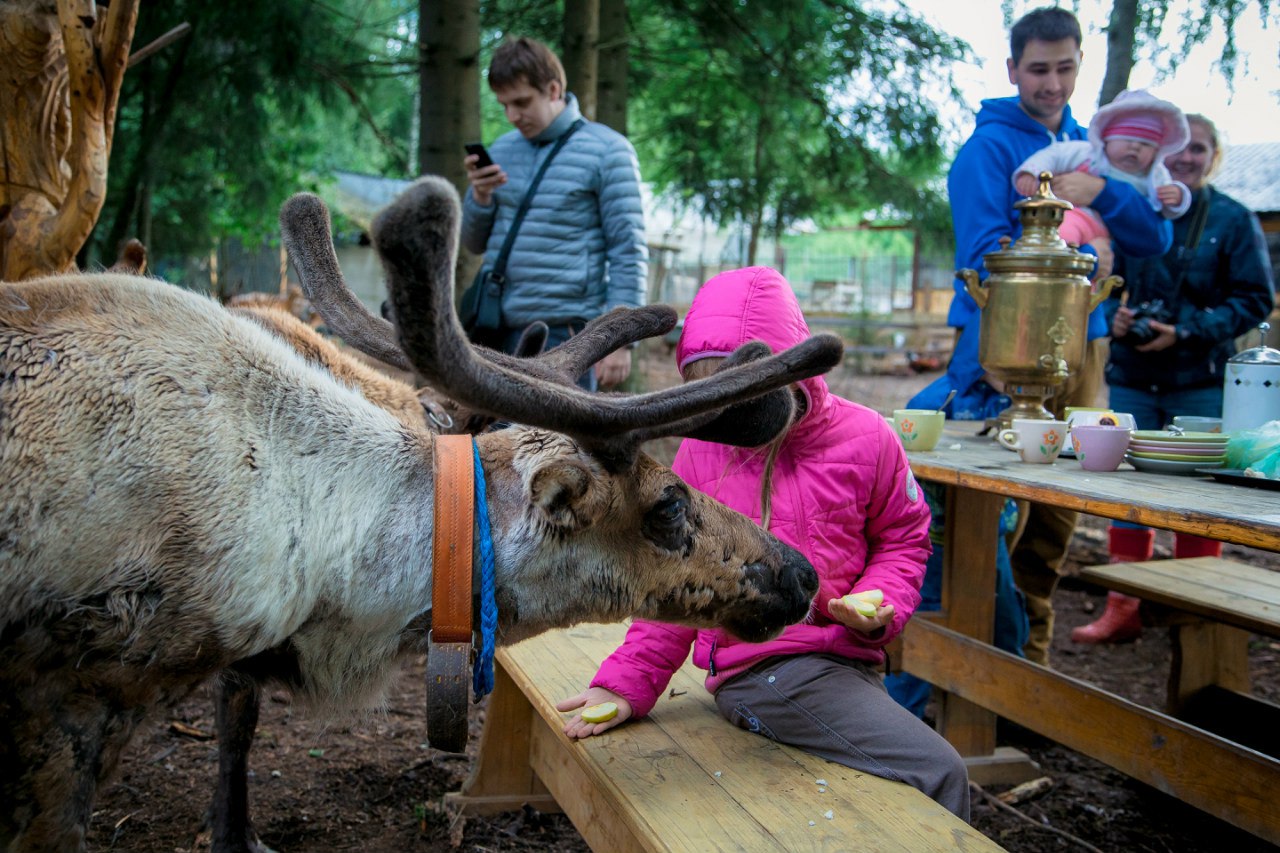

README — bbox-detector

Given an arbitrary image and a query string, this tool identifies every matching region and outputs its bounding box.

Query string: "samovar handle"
[959,269,986,309]
[1089,275,1122,310]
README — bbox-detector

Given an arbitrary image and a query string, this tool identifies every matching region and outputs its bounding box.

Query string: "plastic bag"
[1225,420,1280,478]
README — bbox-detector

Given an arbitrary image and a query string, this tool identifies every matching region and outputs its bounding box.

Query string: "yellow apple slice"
[841,595,878,618]
[849,589,884,606]
[581,702,619,723]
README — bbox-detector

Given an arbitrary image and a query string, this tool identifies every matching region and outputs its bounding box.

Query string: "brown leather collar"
[431,434,474,643]
[426,434,474,752]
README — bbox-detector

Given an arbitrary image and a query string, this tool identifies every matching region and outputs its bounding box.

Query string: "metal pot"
[961,172,1119,427]
[1223,322,1280,434]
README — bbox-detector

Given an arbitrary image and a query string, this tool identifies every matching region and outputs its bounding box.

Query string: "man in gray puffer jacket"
[462,36,648,390]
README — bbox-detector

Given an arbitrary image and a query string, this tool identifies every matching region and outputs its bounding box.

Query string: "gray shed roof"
[332,170,411,231]
[1211,142,1280,214]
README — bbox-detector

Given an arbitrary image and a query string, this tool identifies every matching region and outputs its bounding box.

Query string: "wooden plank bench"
[1077,556,1280,755]
[446,621,1004,852]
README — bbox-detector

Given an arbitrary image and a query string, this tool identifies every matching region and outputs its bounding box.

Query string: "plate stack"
[1125,430,1229,475]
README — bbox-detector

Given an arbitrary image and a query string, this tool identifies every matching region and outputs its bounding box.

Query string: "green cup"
[893,409,945,452]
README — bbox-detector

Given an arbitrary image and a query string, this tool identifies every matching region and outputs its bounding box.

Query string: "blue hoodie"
[911,97,1174,417]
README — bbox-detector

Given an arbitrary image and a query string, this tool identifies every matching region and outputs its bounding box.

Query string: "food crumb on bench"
[824,810,834,820]
[713,771,722,777]
[815,778,827,786]
[809,821,816,827]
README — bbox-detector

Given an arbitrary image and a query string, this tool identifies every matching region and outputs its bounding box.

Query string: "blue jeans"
[1108,383,1222,432]
[498,320,596,390]
[885,488,1029,719]
[1109,383,1222,530]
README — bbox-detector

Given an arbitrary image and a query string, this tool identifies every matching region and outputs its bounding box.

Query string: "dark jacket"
[1105,185,1275,392]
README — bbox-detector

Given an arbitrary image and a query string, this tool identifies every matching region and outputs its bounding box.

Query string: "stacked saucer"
[1125,430,1229,475]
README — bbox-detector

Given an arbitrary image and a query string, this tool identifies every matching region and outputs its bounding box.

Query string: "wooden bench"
[446,622,1004,852]
[1078,556,1280,756]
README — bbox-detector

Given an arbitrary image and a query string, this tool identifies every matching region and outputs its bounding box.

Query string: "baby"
[1014,89,1191,247]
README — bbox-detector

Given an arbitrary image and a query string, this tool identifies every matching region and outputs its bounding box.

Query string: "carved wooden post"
[0,0,138,281]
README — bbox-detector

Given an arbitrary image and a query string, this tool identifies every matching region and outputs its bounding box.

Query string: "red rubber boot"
[1174,534,1222,559]
[1070,527,1154,644]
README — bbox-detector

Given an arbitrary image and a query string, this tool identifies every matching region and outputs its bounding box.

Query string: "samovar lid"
[982,172,1096,274]
[1229,323,1280,364]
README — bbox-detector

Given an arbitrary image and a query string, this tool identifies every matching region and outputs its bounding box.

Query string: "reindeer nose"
[775,539,818,599]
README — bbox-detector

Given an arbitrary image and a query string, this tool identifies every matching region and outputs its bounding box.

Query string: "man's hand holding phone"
[464,143,506,206]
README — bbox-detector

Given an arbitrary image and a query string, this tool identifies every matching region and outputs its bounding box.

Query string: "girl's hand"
[1156,183,1185,208]
[827,596,896,633]
[1014,172,1040,197]
[556,687,632,739]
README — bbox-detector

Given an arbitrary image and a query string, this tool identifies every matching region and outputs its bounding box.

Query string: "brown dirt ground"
[87,352,1280,853]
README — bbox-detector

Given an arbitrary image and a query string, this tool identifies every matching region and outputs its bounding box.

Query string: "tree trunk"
[102,31,190,261]
[596,0,627,133]
[562,0,599,120]
[418,0,479,196]
[0,0,138,281]
[1098,0,1139,107]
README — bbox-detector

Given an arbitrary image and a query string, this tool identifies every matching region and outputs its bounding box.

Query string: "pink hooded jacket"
[591,267,932,717]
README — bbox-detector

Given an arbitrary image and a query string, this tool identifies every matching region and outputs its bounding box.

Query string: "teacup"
[1071,425,1132,472]
[892,409,945,452]
[997,418,1068,463]
[1171,415,1223,434]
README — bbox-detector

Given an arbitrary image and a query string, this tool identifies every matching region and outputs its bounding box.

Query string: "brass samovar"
[960,172,1120,430]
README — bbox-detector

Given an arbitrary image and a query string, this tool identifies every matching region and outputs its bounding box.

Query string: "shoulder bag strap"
[1170,185,1212,298]
[489,118,585,282]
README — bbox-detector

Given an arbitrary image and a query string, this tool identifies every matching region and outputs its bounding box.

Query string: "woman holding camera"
[1074,113,1274,644]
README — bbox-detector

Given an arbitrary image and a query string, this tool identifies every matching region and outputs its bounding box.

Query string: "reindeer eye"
[642,488,692,551]
[655,496,687,523]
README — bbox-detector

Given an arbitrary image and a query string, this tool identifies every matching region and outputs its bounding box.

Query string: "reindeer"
[0,175,842,852]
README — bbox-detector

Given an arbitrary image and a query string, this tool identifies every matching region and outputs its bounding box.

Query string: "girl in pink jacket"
[557,267,969,819]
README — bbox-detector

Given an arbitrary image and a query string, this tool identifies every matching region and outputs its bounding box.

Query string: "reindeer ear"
[529,461,606,530]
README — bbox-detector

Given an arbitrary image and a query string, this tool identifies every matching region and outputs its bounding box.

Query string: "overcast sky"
[903,0,1278,146]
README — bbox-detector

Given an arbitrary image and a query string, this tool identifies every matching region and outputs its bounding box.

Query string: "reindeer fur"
[0,177,840,852]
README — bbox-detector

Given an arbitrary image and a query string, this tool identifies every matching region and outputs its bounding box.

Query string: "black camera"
[1125,298,1174,344]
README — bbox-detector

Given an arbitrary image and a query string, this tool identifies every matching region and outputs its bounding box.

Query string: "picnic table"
[898,424,1280,844]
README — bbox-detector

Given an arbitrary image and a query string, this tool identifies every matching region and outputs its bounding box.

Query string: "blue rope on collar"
[472,440,498,699]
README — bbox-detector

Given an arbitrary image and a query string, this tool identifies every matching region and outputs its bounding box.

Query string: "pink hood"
[592,267,932,717]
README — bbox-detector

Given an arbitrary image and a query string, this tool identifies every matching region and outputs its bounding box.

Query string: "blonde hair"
[681,357,798,531]
[1185,113,1226,179]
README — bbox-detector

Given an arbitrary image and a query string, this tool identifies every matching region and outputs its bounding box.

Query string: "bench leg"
[1168,620,1250,716]
[444,660,560,816]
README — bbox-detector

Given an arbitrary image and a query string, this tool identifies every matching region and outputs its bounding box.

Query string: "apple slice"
[849,589,884,606]
[581,702,619,723]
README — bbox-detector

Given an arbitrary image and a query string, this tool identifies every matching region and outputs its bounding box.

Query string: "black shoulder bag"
[459,119,584,342]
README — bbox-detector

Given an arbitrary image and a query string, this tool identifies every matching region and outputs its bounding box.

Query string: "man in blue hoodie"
[910,7,1173,667]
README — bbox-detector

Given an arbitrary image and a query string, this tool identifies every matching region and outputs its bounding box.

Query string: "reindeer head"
[475,428,819,643]
[280,178,845,643]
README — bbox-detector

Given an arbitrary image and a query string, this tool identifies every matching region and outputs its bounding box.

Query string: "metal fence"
[652,252,957,319]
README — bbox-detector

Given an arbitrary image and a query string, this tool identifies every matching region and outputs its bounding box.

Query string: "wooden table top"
[905,426,1280,552]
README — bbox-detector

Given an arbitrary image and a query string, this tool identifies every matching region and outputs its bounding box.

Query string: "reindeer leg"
[209,671,275,853]
[0,681,145,853]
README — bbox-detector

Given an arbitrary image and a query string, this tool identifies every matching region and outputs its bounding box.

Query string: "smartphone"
[464,142,494,169]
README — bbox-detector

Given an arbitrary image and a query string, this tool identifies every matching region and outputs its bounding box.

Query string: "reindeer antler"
[372,176,843,461]
[279,193,415,371]
[279,193,675,387]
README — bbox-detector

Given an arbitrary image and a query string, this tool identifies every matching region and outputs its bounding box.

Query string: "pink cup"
[1071,425,1132,472]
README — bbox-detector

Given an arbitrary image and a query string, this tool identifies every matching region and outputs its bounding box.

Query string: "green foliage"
[93,0,417,261]
[626,0,969,251]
